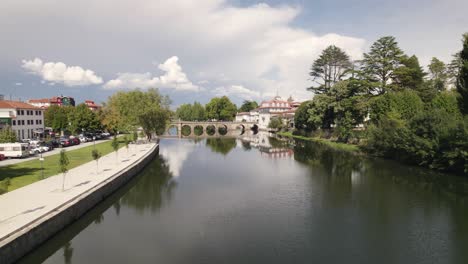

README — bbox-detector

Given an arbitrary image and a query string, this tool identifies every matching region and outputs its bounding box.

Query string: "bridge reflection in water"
[162,121,258,138]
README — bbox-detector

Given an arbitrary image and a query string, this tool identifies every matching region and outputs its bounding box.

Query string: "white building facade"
[0,100,45,140]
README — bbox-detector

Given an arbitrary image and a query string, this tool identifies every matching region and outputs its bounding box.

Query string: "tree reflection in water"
[62,242,73,264]
[206,138,236,155]
[120,155,177,213]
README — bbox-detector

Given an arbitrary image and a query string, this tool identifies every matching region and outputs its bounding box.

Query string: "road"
[0,138,112,167]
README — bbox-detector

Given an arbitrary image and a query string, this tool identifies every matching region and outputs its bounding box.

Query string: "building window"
[12,120,16,126]
[21,120,25,125]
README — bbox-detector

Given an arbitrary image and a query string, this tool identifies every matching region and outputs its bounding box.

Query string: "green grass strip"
[0,138,127,193]
[277,131,360,152]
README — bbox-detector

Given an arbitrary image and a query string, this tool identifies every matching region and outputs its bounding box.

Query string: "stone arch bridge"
[162,121,258,138]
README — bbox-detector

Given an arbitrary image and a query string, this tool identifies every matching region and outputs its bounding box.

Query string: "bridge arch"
[181,125,192,137]
[218,124,228,136]
[194,125,204,136]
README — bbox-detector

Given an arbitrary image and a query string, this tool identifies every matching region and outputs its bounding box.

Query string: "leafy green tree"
[68,103,101,133]
[309,45,352,94]
[192,102,206,121]
[369,90,424,123]
[268,117,283,130]
[0,125,17,143]
[59,149,70,191]
[102,88,171,132]
[294,101,314,131]
[393,55,426,90]
[45,105,71,132]
[205,96,237,121]
[457,33,468,115]
[138,108,171,140]
[91,149,102,174]
[133,131,138,142]
[175,104,193,121]
[124,135,130,153]
[362,36,405,94]
[111,136,119,163]
[238,100,259,112]
[428,57,448,91]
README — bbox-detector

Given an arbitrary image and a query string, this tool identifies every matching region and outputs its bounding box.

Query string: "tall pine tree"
[457,33,468,115]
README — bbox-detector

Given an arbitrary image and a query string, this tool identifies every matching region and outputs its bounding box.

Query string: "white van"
[0,143,30,158]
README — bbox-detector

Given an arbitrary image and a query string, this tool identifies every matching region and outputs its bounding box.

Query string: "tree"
[238,100,259,112]
[428,57,448,92]
[309,45,352,94]
[91,149,102,174]
[205,138,236,155]
[45,105,71,133]
[205,96,237,121]
[138,108,171,140]
[192,102,206,121]
[133,130,138,142]
[102,88,171,132]
[362,36,405,94]
[68,103,101,134]
[0,125,17,143]
[175,103,193,121]
[457,33,468,115]
[393,55,426,90]
[59,149,70,191]
[111,136,120,164]
[124,135,130,153]
[268,117,283,130]
[294,101,314,131]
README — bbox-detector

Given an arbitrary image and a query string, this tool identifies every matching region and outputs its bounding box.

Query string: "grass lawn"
[277,131,361,152]
[0,138,127,193]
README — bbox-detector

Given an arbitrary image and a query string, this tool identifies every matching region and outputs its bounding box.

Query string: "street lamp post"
[93,136,96,150]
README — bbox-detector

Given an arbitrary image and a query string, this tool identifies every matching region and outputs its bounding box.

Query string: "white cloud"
[104,56,198,91]
[213,85,260,100]
[21,58,103,86]
[4,0,374,102]
[15,82,22,86]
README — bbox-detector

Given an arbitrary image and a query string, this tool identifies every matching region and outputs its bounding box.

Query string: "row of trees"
[175,97,258,121]
[45,104,101,134]
[295,34,468,174]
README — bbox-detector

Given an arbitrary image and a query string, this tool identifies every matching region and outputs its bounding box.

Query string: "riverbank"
[0,138,128,193]
[0,142,158,264]
[277,131,361,152]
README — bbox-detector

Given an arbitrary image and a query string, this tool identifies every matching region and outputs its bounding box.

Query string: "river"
[18,133,468,264]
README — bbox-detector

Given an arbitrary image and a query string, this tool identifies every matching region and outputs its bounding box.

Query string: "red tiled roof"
[0,100,41,109]
[27,98,50,103]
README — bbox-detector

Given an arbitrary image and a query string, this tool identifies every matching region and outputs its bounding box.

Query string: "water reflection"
[120,156,177,213]
[206,138,236,155]
[18,137,468,264]
[160,140,195,177]
[62,242,73,264]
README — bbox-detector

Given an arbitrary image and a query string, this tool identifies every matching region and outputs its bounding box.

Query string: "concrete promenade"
[0,142,158,263]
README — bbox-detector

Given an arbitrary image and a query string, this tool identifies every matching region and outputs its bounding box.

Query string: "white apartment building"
[0,100,45,140]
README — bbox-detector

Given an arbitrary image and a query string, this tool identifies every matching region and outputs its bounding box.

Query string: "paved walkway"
[0,139,113,167]
[0,142,156,245]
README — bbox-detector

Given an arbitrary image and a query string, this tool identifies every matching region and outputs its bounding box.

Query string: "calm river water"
[19,133,468,264]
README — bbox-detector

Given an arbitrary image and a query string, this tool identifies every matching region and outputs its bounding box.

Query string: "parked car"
[43,141,55,151]
[59,137,72,147]
[46,139,60,148]
[0,154,5,161]
[71,137,80,145]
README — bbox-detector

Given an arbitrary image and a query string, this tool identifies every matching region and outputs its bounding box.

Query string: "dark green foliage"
[294,101,314,131]
[68,103,101,134]
[181,125,191,136]
[138,108,171,138]
[361,36,405,94]
[268,117,283,130]
[206,138,236,155]
[428,57,448,92]
[59,149,69,174]
[457,33,468,115]
[92,149,101,161]
[369,90,424,123]
[205,96,237,121]
[176,102,206,121]
[238,100,259,112]
[309,45,352,94]
[0,125,17,143]
[133,131,138,142]
[393,55,426,91]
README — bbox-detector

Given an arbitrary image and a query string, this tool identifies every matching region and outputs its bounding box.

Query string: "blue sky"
[0,0,467,107]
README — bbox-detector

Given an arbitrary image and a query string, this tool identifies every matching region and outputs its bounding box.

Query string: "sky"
[0,0,467,107]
